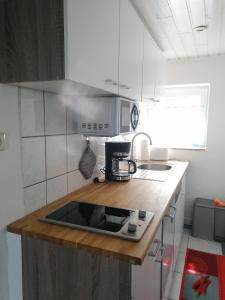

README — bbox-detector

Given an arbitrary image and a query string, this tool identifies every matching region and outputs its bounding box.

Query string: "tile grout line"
[65,102,69,195]
[17,87,26,212]
[23,169,81,190]
[43,90,48,206]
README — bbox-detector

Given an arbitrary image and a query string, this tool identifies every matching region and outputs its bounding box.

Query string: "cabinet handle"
[155,246,166,263]
[148,239,161,257]
[119,84,130,90]
[104,79,118,86]
[165,205,176,222]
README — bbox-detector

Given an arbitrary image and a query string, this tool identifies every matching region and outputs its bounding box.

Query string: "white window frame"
[138,83,210,150]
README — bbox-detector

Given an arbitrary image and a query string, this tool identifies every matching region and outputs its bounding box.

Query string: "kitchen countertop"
[7,160,189,265]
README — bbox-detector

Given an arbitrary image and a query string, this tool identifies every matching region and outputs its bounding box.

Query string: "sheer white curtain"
[138,84,210,149]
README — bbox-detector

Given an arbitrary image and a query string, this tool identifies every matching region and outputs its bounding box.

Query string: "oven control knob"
[139,210,146,219]
[128,223,137,233]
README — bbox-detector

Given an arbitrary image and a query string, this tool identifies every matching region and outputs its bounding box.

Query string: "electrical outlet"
[0,132,6,151]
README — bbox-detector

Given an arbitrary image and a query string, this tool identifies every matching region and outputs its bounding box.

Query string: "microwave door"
[120,99,132,133]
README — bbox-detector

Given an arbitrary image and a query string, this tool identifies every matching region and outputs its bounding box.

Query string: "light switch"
[0,132,6,151]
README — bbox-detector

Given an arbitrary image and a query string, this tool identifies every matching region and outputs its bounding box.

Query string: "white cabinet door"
[66,0,119,93]
[162,202,175,299]
[142,28,166,102]
[142,28,158,102]
[154,49,166,101]
[132,224,162,300]
[173,176,186,270]
[119,0,143,100]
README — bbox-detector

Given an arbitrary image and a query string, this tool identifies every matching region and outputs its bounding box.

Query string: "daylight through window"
[138,84,210,149]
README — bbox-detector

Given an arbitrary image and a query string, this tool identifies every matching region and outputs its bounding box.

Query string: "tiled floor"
[168,229,223,300]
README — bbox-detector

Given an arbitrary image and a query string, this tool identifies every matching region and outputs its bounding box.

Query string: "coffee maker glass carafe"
[111,158,136,180]
[105,141,137,181]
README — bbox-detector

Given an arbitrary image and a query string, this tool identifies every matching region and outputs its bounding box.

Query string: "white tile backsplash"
[47,174,67,203]
[19,88,100,214]
[67,170,89,193]
[22,137,46,187]
[20,88,44,137]
[45,92,67,135]
[46,135,67,179]
[67,109,79,134]
[67,134,85,172]
[24,182,46,214]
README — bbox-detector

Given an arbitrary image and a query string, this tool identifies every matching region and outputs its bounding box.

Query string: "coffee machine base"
[112,174,131,182]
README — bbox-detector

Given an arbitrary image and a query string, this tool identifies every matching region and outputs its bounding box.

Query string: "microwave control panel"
[79,97,117,136]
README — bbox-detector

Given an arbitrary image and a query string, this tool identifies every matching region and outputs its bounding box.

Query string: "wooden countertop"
[7,160,188,265]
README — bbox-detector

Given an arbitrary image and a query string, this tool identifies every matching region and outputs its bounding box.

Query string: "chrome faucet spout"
[130,132,152,160]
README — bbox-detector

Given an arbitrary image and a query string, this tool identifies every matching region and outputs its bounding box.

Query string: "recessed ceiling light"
[193,25,208,32]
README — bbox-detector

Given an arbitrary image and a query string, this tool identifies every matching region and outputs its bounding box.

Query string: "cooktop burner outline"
[40,200,154,241]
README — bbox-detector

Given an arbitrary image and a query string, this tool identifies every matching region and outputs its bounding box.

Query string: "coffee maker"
[105,142,136,181]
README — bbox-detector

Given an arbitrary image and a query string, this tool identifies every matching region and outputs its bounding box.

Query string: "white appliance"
[78,96,139,136]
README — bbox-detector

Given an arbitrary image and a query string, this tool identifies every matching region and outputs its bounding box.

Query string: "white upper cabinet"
[154,46,166,100]
[142,28,166,102]
[142,28,156,101]
[119,0,144,100]
[65,0,120,94]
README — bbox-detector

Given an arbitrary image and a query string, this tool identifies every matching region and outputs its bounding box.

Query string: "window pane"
[138,84,210,149]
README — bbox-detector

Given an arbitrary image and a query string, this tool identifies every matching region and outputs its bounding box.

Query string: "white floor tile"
[188,236,222,255]
[169,272,182,300]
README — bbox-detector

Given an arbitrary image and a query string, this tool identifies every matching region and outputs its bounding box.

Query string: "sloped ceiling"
[132,0,225,59]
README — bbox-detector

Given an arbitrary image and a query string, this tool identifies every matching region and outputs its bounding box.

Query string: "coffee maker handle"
[127,160,137,174]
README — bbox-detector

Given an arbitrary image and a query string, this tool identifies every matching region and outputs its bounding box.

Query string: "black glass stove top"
[43,201,132,233]
[41,200,154,241]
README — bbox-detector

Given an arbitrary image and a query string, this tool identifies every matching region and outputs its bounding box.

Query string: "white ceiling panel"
[168,0,192,33]
[131,0,225,59]
[152,0,172,18]
[186,0,206,29]
[219,2,225,53]
[181,33,197,57]
[159,17,187,57]
[193,30,207,46]
[207,0,223,54]
[196,45,208,56]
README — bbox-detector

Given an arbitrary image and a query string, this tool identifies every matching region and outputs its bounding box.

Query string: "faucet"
[130,132,152,160]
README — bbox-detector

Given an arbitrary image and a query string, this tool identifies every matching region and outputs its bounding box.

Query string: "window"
[138,84,210,149]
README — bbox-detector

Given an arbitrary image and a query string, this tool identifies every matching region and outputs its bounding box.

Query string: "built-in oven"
[79,96,139,136]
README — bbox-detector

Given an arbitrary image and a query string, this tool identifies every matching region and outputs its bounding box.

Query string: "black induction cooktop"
[41,200,154,241]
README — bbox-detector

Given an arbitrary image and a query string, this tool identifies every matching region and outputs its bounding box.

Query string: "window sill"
[169,147,206,151]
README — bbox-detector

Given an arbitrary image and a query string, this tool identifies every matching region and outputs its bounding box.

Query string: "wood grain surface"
[0,0,65,83]
[8,160,189,265]
[22,235,131,300]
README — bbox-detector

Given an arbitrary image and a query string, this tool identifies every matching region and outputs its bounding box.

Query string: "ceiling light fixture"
[193,25,208,32]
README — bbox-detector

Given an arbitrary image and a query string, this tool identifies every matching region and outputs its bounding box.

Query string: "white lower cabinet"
[162,200,176,299]
[133,175,186,300]
[132,224,162,300]
[173,176,186,271]
[162,175,186,299]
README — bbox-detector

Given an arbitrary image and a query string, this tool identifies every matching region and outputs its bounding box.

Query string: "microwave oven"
[78,96,139,137]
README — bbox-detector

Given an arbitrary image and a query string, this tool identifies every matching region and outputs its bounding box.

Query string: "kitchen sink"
[137,164,172,171]
[133,163,174,181]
